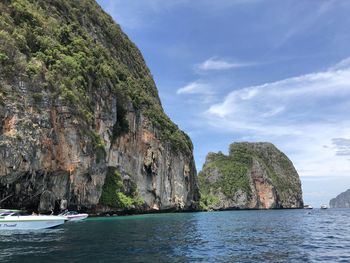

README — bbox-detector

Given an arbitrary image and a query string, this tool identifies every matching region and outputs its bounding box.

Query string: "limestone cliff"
[199,142,303,210]
[330,189,350,208]
[0,0,199,213]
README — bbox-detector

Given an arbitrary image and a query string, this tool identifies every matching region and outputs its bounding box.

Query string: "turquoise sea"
[0,209,350,262]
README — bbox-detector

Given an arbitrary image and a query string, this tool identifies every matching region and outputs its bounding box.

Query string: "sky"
[96,0,350,208]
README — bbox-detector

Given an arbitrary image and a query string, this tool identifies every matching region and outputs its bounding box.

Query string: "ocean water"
[0,209,350,263]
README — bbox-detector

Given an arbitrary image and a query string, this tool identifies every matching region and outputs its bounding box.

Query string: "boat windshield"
[0,212,15,216]
[0,211,27,216]
[67,211,78,215]
[59,211,78,216]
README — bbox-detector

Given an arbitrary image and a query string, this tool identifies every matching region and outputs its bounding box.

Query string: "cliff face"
[199,142,303,210]
[330,189,350,208]
[0,0,199,213]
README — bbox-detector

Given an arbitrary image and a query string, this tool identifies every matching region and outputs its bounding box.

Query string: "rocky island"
[199,142,303,210]
[0,0,304,215]
[330,189,350,208]
[0,0,199,214]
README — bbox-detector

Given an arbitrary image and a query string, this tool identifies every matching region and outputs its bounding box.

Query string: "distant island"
[199,142,304,210]
[330,189,350,208]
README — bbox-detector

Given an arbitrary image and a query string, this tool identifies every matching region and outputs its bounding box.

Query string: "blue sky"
[97,0,350,207]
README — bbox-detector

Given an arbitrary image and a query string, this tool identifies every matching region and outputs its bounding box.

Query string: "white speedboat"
[59,211,88,221]
[304,204,313,209]
[0,211,67,230]
[320,204,328,209]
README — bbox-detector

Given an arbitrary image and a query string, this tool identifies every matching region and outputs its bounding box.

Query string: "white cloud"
[195,57,253,71]
[205,58,350,178]
[332,138,350,156]
[176,81,212,95]
[330,57,350,71]
[208,67,350,122]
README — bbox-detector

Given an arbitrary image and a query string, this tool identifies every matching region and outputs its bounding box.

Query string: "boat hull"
[66,214,88,222]
[0,216,66,230]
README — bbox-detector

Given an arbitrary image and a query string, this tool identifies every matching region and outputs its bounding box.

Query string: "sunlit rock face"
[199,142,304,210]
[0,0,199,213]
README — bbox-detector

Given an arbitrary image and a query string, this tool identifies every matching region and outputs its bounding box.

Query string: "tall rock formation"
[0,0,199,213]
[330,189,350,208]
[199,142,303,210]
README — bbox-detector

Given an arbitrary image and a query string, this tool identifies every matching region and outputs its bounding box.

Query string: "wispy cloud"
[204,57,350,178]
[329,57,350,71]
[332,138,350,156]
[176,81,212,95]
[208,67,350,123]
[272,1,336,50]
[176,80,220,105]
[195,57,254,71]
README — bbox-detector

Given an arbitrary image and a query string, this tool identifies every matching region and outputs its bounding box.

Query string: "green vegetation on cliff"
[99,168,144,209]
[199,151,252,210]
[0,0,192,154]
[199,152,251,197]
[199,192,220,211]
[229,143,300,195]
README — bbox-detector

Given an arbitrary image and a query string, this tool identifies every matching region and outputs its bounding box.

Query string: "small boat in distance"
[59,211,88,222]
[304,204,313,209]
[320,204,328,209]
[0,210,67,230]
